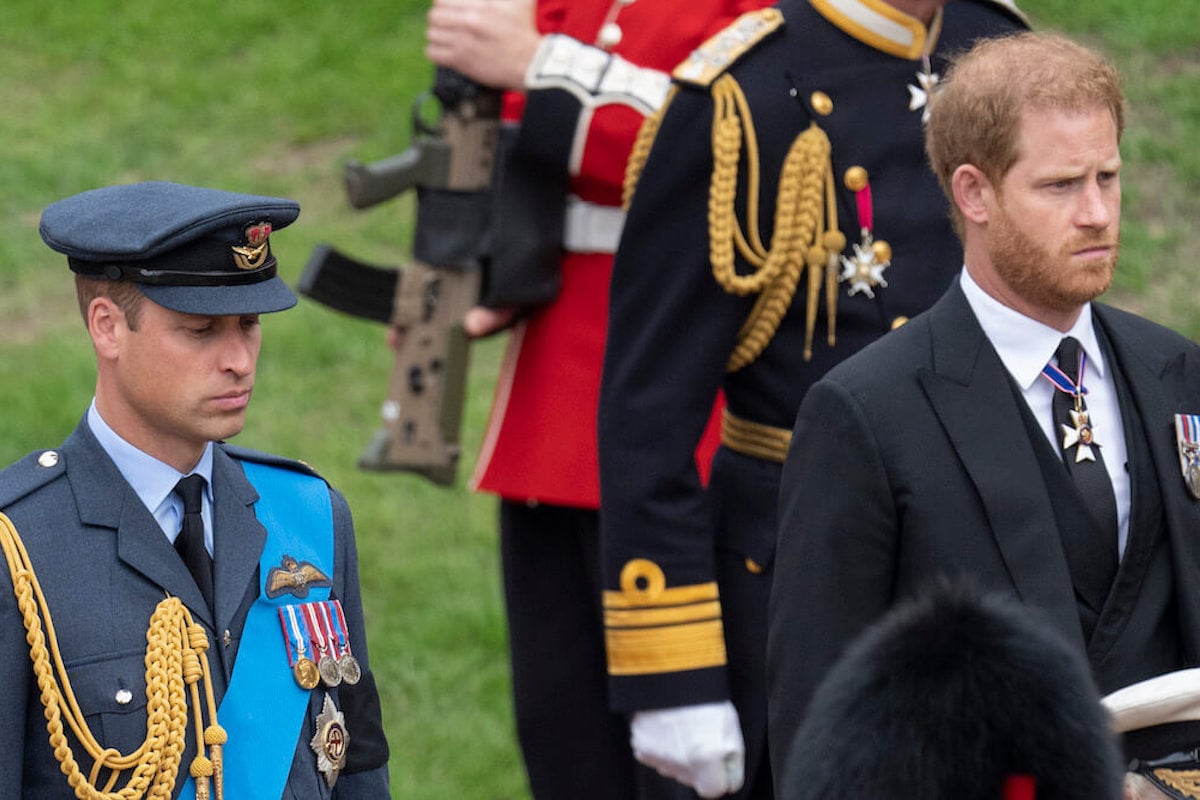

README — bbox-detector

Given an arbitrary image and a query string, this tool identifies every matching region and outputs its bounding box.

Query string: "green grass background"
[0,2,1196,797]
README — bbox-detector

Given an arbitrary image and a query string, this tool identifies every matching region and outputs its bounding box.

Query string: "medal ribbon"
[1040,348,1089,400]
[285,604,313,665]
[325,601,348,657]
[1178,413,1200,447]
[178,461,334,800]
[303,602,330,658]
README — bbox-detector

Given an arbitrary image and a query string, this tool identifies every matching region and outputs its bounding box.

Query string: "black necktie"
[174,474,214,612]
[1050,336,1119,608]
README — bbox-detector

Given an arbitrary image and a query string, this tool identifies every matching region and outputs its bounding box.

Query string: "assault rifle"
[299,69,502,486]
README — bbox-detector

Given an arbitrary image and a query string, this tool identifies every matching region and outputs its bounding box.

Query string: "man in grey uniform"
[0,181,390,798]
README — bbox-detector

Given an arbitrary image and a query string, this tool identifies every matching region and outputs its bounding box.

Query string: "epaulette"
[222,443,324,480]
[0,449,68,508]
[966,0,1030,27]
[673,8,784,88]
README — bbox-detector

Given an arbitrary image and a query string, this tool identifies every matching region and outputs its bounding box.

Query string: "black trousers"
[500,500,695,799]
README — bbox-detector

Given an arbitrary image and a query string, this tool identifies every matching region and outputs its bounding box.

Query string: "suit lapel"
[917,286,1086,652]
[1095,307,1200,661]
[64,423,215,626]
[211,447,267,635]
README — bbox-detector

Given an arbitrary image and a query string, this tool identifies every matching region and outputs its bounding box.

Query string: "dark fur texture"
[781,580,1124,799]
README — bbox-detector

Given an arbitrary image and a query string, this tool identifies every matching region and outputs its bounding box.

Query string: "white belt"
[563,196,626,254]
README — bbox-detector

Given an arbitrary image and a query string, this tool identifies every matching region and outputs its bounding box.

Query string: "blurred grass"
[0,2,1196,798]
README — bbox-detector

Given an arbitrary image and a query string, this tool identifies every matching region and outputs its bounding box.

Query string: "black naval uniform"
[598,1,1027,796]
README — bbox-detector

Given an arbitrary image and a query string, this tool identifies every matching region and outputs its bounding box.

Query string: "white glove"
[630,701,745,798]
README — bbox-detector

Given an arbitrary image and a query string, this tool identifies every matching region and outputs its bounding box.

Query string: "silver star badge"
[907,68,940,122]
[310,693,349,788]
[1060,408,1100,463]
[839,239,890,298]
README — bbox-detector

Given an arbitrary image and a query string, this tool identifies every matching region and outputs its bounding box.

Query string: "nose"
[1075,179,1114,230]
[219,324,259,376]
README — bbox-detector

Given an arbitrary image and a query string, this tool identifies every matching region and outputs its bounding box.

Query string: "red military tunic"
[471,0,764,509]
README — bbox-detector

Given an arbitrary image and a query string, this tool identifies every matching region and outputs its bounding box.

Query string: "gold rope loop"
[0,511,223,799]
[623,85,679,210]
[726,123,832,371]
[703,71,837,370]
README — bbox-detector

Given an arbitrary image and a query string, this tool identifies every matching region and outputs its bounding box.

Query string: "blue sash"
[178,460,333,800]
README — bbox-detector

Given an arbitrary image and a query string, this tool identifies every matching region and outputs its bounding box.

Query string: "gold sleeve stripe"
[602,581,719,610]
[606,619,728,676]
[604,600,722,629]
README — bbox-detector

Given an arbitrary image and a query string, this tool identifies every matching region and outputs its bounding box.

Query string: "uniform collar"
[87,400,215,527]
[809,0,943,59]
[959,269,1107,392]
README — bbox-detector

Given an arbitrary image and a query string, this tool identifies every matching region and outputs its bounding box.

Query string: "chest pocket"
[64,651,151,754]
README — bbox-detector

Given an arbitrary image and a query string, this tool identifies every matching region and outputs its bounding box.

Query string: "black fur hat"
[781,580,1124,799]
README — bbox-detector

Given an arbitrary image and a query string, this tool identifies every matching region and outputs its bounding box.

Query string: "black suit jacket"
[767,282,1200,785]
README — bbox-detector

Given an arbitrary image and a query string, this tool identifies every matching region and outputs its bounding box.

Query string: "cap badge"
[231,221,273,270]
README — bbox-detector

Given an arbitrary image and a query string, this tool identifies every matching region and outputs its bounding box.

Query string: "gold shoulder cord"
[622,85,680,210]
[709,73,844,367]
[0,512,226,800]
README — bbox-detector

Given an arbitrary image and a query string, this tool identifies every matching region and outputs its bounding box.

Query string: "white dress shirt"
[87,401,215,555]
[960,270,1131,556]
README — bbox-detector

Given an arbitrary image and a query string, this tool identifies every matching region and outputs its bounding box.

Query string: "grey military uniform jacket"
[0,419,390,798]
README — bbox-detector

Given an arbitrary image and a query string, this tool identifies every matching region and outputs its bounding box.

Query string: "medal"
[283,605,321,690]
[1175,414,1200,500]
[907,55,940,123]
[304,603,342,688]
[1041,350,1101,463]
[311,693,349,788]
[329,600,362,686]
[838,169,891,300]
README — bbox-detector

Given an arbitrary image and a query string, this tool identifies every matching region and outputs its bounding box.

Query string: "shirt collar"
[809,0,943,59]
[959,268,1106,391]
[87,400,214,514]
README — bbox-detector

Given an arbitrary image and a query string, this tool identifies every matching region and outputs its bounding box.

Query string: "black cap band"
[71,257,279,286]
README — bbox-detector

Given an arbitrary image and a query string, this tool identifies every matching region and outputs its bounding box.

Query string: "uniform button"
[843,166,869,192]
[115,689,133,705]
[891,316,910,329]
[810,91,833,116]
[745,558,763,575]
[598,22,622,48]
[223,629,232,648]
[37,451,59,468]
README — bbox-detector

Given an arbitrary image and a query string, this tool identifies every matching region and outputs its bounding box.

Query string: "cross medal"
[1041,350,1101,463]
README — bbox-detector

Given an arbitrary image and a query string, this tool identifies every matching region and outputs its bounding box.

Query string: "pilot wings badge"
[266,554,333,599]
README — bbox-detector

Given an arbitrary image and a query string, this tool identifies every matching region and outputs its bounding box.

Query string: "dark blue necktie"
[1051,336,1118,610]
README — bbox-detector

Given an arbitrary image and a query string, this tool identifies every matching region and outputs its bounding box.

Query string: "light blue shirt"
[960,269,1131,556]
[86,401,215,555]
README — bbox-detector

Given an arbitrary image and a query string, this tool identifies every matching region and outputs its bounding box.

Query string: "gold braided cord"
[0,511,225,800]
[706,73,841,369]
[622,85,679,211]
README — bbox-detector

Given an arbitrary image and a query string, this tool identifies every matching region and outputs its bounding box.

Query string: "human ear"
[87,297,125,360]
[951,164,993,225]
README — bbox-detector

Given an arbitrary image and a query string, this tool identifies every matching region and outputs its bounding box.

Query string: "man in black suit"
[768,31,1200,797]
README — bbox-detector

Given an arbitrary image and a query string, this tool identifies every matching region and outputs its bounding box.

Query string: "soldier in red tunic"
[425,0,768,797]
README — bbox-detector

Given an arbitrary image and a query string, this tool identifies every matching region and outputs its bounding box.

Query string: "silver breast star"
[839,240,890,298]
